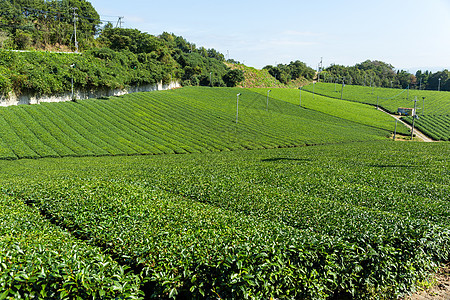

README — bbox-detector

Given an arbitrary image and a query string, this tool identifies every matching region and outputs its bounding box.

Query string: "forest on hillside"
[320,60,449,91]
[0,0,447,98]
[0,0,247,98]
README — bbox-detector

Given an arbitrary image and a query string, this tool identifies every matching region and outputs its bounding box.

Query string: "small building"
[397,107,416,116]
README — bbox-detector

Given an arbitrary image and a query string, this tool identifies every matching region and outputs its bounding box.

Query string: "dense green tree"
[264,61,315,84]
[223,69,244,87]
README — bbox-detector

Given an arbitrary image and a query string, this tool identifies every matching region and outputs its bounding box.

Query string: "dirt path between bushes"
[402,266,450,300]
[376,107,434,142]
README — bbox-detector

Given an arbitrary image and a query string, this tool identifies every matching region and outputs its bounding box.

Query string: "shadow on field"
[261,157,312,163]
[368,164,417,168]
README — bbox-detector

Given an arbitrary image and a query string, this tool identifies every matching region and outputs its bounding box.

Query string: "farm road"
[376,107,434,142]
[403,266,450,300]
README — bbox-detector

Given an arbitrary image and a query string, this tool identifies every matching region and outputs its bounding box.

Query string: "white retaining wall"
[0,81,181,107]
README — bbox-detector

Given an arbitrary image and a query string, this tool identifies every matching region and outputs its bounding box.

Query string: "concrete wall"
[0,81,181,107]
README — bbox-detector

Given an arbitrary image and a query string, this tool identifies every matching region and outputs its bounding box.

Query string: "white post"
[236,93,241,123]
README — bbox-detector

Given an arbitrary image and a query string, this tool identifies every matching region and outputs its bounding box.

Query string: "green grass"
[249,87,409,135]
[402,114,450,141]
[301,83,450,140]
[1,141,448,299]
[0,87,391,160]
[302,82,450,115]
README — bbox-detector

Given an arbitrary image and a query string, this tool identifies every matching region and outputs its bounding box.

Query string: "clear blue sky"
[91,0,450,71]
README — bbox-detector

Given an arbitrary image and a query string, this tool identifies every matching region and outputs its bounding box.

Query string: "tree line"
[0,0,247,98]
[263,61,316,84]
[320,60,449,91]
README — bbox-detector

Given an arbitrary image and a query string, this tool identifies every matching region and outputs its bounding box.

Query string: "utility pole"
[317,57,323,83]
[70,64,75,100]
[438,78,441,91]
[71,7,78,53]
[422,97,425,116]
[298,87,302,107]
[116,16,124,28]
[411,96,418,140]
[313,82,315,99]
[341,79,344,100]
[236,93,241,123]
[393,119,398,140]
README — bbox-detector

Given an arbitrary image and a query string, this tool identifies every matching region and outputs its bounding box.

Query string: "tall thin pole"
[266,90,271,111]
[393,119,398,140]
[71,7,78,53]
[210,72,212,87]
[299,87,302,107]
[70,64,75,100]
[422,97,425,116]
[438,78,441,91]
[341,79,344,100]
[313,82,315,99]
[236,93,241,123]
[411,97,418,140]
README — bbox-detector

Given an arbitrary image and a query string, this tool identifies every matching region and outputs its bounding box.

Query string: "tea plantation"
[0,87,449,299]
[0,87,392,160]
[0,141,449,299]
[302,82,450,141]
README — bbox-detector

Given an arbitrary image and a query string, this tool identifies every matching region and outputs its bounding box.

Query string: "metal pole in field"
[422,97,425,116]
[236,93,241,123]
[393,119,398,140]
[71,7,78,53]
[419,78,422,90]
[70,64,75,100]
[438,78,441,91]
[299,87,302,107]
[341,79,344,100]
[313,82,315,99]
[266,90,271,111]
[411,96,418,140]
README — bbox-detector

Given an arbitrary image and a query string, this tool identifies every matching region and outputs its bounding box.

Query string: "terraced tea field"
[301,83,450,141]
[249,87,409,134]
[0,87,448,299]
[0,87,392,160]
[1,141,448,299]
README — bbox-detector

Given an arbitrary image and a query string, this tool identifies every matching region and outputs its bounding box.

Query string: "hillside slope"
[302,83,450,140]
[0,87,389,160]
[250,87,410,135]
[226,63,310,88]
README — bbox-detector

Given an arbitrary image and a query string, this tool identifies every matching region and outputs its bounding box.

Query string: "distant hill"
[226,63,311,88]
